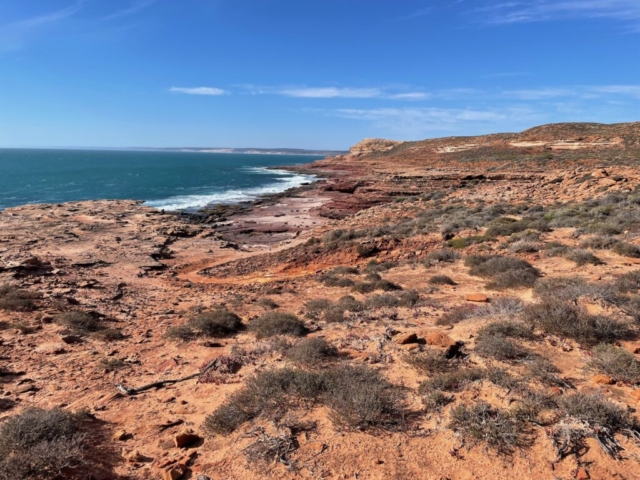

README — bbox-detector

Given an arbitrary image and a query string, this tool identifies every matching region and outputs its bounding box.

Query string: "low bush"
[526,358,565,387]
[55,311,101,334]
[436,305,479,326]
[166,325,196,341]
[613,270,640,293]
[323,306,347,323]
[405,350,458,374]
[336,295,364,312]
[560,393,637,432]
[419,368,486,393]
[256,298,279,309]
[449,403,526,453]
[188,309,243,337]
[321,275,355,288]
[508,240,540,254]
[587,344,640,384]
[0,284,39,312]
[477,320,535,340]
[330,266,359,275]
[285,338,338,366]
[422,391,452,411]
[249,312,306,339]
[424,249,459,267]
[612,242,640,258]
[428,275,456,286]
[92,328,125,342]
[465,255,540,290]
[579,235,620,250]
[522,299,629,346]
[0,408,86,479]
[305,299,333,319]
[202,365,404,435]
[365,260,397,273]
[447,236,494,249]
[565,248,603,266]
[351,282,376,294]
[474,335,532,362]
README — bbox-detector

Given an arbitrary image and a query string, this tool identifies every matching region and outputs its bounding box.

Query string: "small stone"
[575,467,589,480]
[394,333,418,345]
[162,465,186,480]
[424,332,456,348]
[465,293,489,303]
[592,374,615,385]
[123,449,145,463]
[113,430,130,441]
[195,476,211,480]
[61,335,82,344]
[402,343,419,351]
[174,430,202,448]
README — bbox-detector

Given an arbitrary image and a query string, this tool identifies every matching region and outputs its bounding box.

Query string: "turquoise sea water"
[0,149,322,211]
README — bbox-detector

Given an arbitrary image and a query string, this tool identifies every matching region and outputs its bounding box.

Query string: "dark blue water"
[0,149,322,211]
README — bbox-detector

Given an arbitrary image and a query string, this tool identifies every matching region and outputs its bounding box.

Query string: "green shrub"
[55,311,101,334]
[188,309,242,337]
[0,408,85,479]
[285,338,338,366]
[336,295,364,312]
[587,344,640,384]
[522,299,629,346]
[449,403,526,453]
[477,320,535,340]
[612,242,640,258]
[428,275,456,286]
[560,393,637,432]
[565,248,603,266]
[474,335,532,362]
[249,312,306,339]
[424,249,459,267]
[465,255,540,289]
[0,285,39,312]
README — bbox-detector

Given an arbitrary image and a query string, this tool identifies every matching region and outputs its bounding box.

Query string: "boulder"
[465,293,489,303]
[174,430,202,448]
[394,333,418,345]
[162,465,186,480]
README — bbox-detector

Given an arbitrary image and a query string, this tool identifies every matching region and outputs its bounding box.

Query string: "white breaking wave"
[144,168,316,211]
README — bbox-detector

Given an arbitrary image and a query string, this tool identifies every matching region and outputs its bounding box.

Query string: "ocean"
[0,149,322,212]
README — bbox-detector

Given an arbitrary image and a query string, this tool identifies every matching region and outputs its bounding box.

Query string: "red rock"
[630,390,640,402]
[394,333,418,345]
[162,465,186,480]
[592,374,615,385]
[174,430,202,448]
[465,293,489,303]
[424,332,456,348]
[575,467,589,480]
[402,343,419,351]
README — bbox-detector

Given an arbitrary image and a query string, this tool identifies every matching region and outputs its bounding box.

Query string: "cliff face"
[348,138,403,157]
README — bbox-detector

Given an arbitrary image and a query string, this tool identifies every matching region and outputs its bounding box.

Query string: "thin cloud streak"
[169,87,226,96]
[0,1,85,50]
[103,0,158,21]
[477,0,640,25]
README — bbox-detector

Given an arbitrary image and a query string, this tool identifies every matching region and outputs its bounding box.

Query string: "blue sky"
[0,0,638,149]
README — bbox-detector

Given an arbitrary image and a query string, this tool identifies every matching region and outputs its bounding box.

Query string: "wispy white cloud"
[0,1,85,51]
[589,85,640,98]
[169,87,226,96]
[401,7,433,20]
[477,0,640,25]
[103,0,158,21]
[503,88,576,100]
[241,85,432,100]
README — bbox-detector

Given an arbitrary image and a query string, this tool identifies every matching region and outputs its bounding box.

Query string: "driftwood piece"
[115,359,217,396]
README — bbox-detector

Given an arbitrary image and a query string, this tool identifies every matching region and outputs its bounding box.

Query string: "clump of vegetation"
[447,235,494,249]
[526,358,567,387]
[321,275,355,288]
[304,298,333,319]
[428,275,456,286]
[323,306,347,323]
[565,248,603,266]
[422,391,452,411]
[522,299,629,346]
[166,325,196,341]
[424,249,459,267]
[405,350,458,375]
[508,240,540,254]
[436,305,479,326]
[364,290,420,309]
[477,320,535,340]
[336,295,364,312]
[0,408,86,479]
[613,270,640,293]
[249,312,306,339]
[465,255,540,289]
[448,403,527,453]
[579,235,620,250]
[285,338,338,366]
[188,309,243,337]
[560,393,637,432]
[365,260,397,273]
[202,366,404,435]
[419,368,486,393]
[587,344,640,384]
[100,357,126,371]
[612,242,640,258]
[0,284,40,312]
[256,298,279,309]
[474,335,532,362]
[352,278,402,294]
[55,311,102,334]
